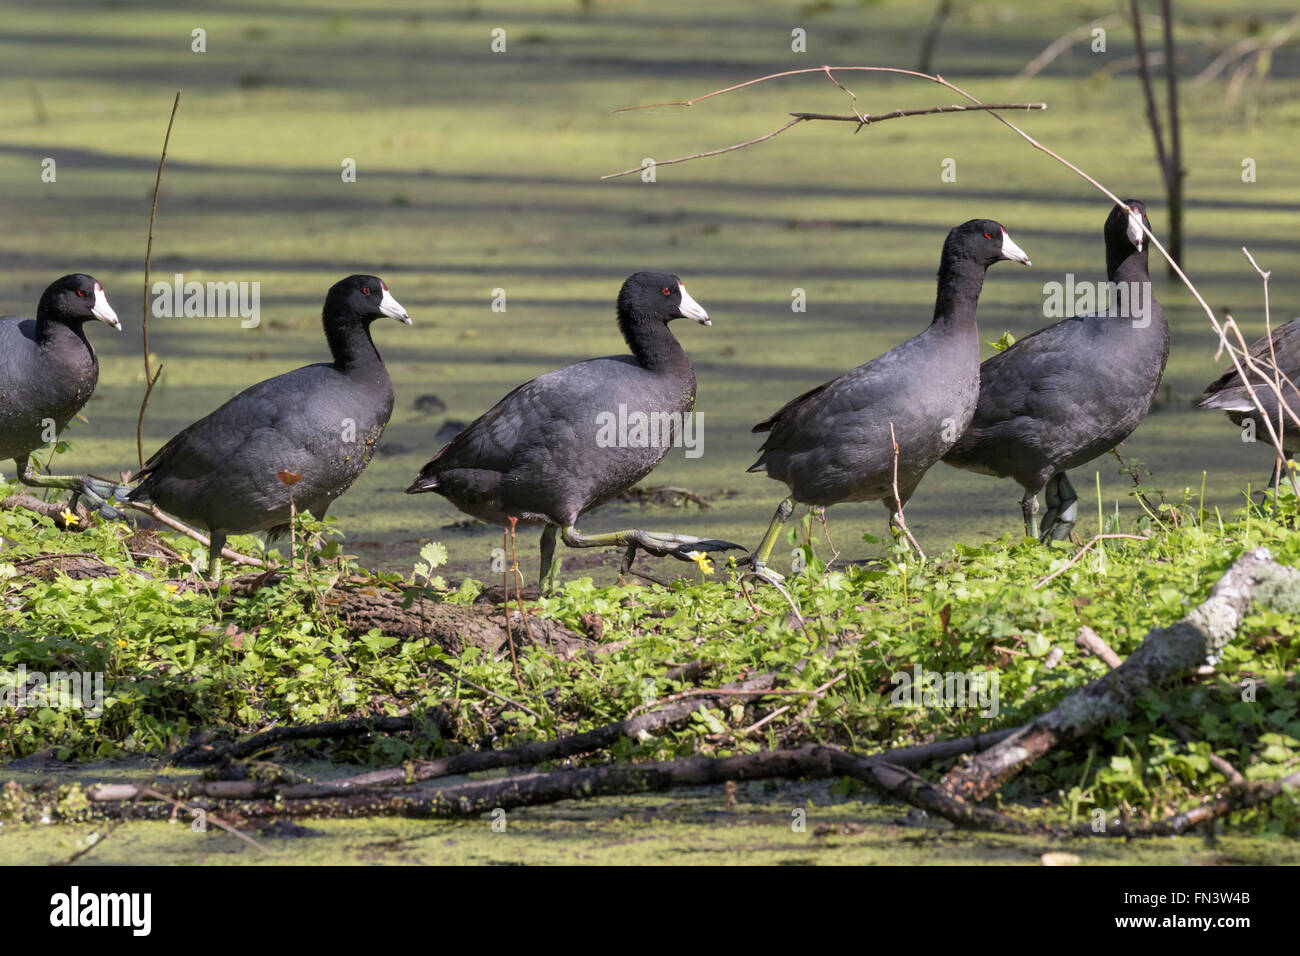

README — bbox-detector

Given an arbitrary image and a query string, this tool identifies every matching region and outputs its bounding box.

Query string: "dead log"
[1,493,93,531]
[327,585,591,656]
[72,742,1300,836]
[84,727,1020,810]
[81,744,1033,828]
[939,547,1300,803]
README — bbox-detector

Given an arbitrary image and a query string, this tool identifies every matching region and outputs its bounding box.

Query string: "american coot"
[747,220,1031,576]
[943,200,1166,541]
[1199,316,1300,486]
[406,271,740,592]
[84,275,408,577]
[1,274,120,492]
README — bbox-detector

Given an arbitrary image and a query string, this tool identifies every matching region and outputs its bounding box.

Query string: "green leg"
[559,524,744,571]
[539,525,561,595]
[1020,490,1041,540]
[18,456,84,492]
[745,496,795,581]
[207,530,228,581]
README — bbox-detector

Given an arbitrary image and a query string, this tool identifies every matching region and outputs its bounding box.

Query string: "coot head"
[1106,199,1150,253]
[943,220,1032,269]
[324,274,411,326]
[617,271,710,330]
[40,273,120,330]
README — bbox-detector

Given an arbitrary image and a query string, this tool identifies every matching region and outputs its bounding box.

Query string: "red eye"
[76,289,87,297]
[983,232,992,239]
[362,287,371,295]
[661,288,671,296]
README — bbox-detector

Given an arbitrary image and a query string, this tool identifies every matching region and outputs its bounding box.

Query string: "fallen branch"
[82,743,1034,832]
[1,495,92,531]
[940,547,1300,803]
[1075,626,1244,785]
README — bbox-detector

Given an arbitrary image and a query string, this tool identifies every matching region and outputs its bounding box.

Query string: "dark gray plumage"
[87,274,409,576]
[746,220,1031,576]
[0,274,120,489]
[1200,316,1300,483]
[943,200,1167,540]
[407,271,738,590]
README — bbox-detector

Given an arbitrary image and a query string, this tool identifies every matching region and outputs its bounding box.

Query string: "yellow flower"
[686,551,714,576]
[116,638,127,648]
[60,509,79,528]
[164,583,179,595]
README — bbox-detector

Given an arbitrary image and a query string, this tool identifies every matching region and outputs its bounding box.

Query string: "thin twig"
[624,684,829,719]
[888,422,925,561]
[1240,247,1290,508]
[1033,533,1151,589]
[432,660,543,722]
[137,91,181,470]
[602,103,1043,180]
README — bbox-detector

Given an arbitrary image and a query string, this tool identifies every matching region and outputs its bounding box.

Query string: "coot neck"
[325,316,385,372]
[34,311,95,357]
[620,312,691,375]
[1108,246,1149,284]
[930,255,987,331]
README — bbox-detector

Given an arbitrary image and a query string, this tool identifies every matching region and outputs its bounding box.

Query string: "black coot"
[85,275,409,577]
[944,201,1167,541]
[0,274,119,491]
[747,220,1031,576]
[1200,316,1300,486]
[406,271,739,592]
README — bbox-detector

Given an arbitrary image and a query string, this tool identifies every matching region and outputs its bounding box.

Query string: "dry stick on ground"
[140,786,271,854]
[136,91,180,470]
[940,547,1300,803]
[1032,533,1152,589]
[604,65,1300,500]
[96,499,264,569]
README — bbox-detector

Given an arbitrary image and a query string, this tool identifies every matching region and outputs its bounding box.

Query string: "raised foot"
[80,476,132,520]
[627,531,746,561]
